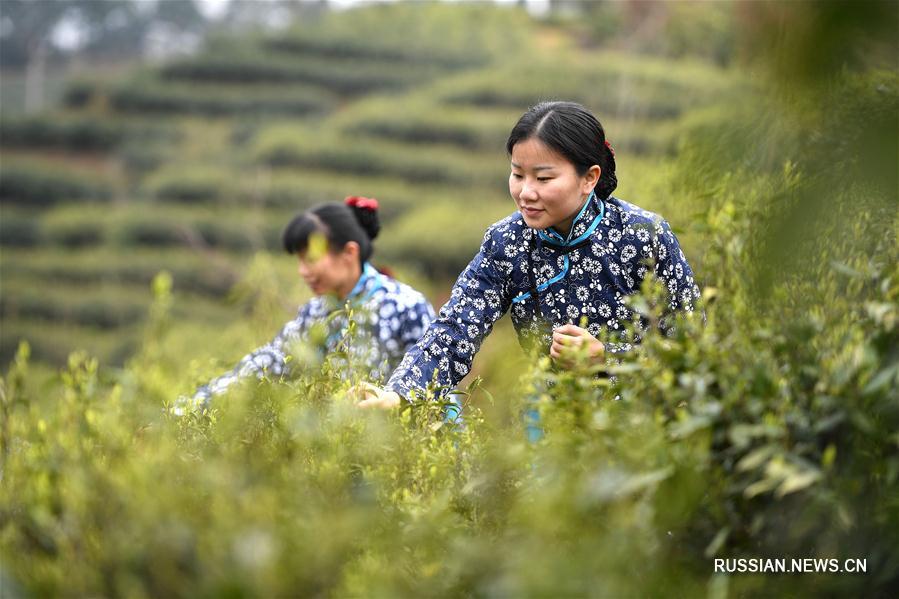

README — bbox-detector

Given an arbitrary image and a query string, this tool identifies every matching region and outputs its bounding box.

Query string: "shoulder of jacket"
[483,211,525,245]
[606,196,667,229]
[299,297,324,316]
[380,278,431,307]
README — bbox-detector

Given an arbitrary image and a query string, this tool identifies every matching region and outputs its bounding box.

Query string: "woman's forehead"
[510,138,568,168]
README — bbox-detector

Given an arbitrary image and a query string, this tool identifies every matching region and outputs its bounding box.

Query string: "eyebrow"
[510,162,556,171]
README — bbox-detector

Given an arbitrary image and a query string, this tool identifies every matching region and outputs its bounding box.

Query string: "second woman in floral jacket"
[181,197,435,412]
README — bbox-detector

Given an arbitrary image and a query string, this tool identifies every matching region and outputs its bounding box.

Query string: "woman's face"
[297,240,360,299]
[509,137,600,236]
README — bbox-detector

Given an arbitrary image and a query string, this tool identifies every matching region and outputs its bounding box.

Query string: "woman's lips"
[521,206,544,218]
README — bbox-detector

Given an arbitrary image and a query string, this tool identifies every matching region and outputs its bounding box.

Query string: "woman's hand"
[351,381,402,409]
[550,324,605,367]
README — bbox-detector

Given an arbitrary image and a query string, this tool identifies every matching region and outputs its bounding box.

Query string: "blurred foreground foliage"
[1,1,898,596]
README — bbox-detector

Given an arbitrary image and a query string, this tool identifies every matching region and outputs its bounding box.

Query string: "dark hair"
[282,201,380,265]
[505,101,617,199]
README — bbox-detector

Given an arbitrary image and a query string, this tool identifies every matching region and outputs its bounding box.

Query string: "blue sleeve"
[652,220,701,336]
[604,219,698,356]
[191,304,313,405]
[386,228,512,400]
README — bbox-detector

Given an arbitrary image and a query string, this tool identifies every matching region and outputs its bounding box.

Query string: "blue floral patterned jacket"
[386,193,700,400]
[189,263,435,407]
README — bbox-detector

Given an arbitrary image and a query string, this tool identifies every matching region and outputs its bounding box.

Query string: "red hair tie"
[345,196,379,211]
[604,139,615,157]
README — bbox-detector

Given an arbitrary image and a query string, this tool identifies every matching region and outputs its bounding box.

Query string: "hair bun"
[345,196,379,211]
[344,195,381,240]
[604,139,615,157]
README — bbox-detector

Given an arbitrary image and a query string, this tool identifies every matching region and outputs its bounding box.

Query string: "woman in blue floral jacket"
[179,197,435,412]
[358,101,699,407]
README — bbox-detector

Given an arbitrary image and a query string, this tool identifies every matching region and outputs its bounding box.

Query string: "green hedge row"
[141,165,234,203]
[0,320,139,366]
[0,116,125,150]
[137,164,492,215]
[334,101,516,150]
[0,116,176,151]
[254,169,485,215]
[109,80,334,117]
[262,36,480,69]
[434,54,741,120]
[1,205,285,252]
[254,129,506,186]
[159,54,435,96]
[1,273,237,336]
[379,201,512,278]
[115,219,277,251]
[62,78,103,109]
[0,216,41,247]
[0,161,113,207]
[0,288,148,330]
[1,249,241,298]
[266,2,532,67]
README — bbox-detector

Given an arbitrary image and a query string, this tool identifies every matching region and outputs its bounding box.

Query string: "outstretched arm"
[183,305,314,411]
[382,226,513,402]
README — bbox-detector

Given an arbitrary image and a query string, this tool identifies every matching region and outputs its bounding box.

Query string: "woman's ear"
[583,165,601,194]
[342,241,361,263]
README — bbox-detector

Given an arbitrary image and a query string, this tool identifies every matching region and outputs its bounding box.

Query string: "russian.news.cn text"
[714,558,866,574]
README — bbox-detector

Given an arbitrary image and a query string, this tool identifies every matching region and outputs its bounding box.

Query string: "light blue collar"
[537,191,604,247]
[347,262,384,302]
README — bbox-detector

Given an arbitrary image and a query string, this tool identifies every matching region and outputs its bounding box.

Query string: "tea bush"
[0,160,113,207]
[0,116,175,152]
[254,129,506,186]
[0,215,40,247]
[160,53,440,96]
[436,53,741,119]
[266,2,532,68]
[142,165,234,203]
[0,116,125,151]
[109,78,333,117]
[333,98,517,151]
[34,204,291,252]
[0,248,240,298]
[0,322,139,367]
[379,201,512,278]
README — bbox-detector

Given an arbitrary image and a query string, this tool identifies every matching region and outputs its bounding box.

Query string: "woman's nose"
[520,182,538,201]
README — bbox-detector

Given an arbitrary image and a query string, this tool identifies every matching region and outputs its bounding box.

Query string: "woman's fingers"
[357,391,401,409]
[356,396,381,408]
[349,381,379,402]
[351,382,401,409]
[552,332,583,347]
[552,324,606,366]
[550,340,576,363]
[554,323,586,337]
[550,343,561,360]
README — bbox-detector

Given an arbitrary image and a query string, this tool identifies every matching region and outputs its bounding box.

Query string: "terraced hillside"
[0,3,741,368]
